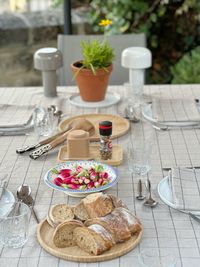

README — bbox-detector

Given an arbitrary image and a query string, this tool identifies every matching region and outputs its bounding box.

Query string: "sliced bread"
[53,219,83,248]
[74,202,90,221]
[49,204,74,226]
[82,193,114,218]
[73,224,113,255]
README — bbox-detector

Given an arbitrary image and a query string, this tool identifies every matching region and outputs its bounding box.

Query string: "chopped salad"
[52,164,111,190]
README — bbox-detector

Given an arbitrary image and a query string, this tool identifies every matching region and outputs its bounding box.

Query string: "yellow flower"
[99,19,112,27]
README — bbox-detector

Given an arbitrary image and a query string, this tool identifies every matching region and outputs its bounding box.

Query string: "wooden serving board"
[57,144,123,166]
[58,114,130,141]
[37,219,142,263]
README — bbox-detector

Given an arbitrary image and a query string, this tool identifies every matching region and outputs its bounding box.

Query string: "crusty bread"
[84,213,131,243]
[108,194,128,209]
[84,207,142,243]
[74,202,90,221]
[73,224,113,255]
[111,207,142,234]
[53,220,83,248]
[49,204,74,226]
[82,193,114,218]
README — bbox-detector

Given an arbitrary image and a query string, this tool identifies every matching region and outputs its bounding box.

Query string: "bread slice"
[73,224,113,255]
[74,202,90,221]
[82,193,114,218]
[49,204,74,226]
[53,220,83,248]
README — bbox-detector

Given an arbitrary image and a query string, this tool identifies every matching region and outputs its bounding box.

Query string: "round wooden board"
[58,114,130,141]
[37,219,142,263]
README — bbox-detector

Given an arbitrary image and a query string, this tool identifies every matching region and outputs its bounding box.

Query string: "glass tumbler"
[138,249,176,267]
[127,142,151,176]
[0,202,31,248]
[33,107,54,137]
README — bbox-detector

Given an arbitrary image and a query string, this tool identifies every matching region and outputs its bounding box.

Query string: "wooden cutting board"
[37,219,142,263]
[57,144,123,166]
[58,114,130,141]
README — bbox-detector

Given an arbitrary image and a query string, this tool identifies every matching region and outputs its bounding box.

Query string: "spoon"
[17,184,39,223]
[54,110,63,124]
[136,179,145,200]
[143,179,158,207]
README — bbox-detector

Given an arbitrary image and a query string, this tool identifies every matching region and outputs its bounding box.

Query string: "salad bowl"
[43,160,118,197]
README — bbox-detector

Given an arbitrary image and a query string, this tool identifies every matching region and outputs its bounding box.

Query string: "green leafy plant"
[171,47,200,84]
[79,39,115,74]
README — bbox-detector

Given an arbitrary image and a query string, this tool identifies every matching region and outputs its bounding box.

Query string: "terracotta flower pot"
[71,61,113,102]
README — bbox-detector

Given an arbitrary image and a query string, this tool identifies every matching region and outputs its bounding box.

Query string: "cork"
[67,130,89,158]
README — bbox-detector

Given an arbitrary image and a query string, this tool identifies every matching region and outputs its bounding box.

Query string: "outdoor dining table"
[0,84,200,267]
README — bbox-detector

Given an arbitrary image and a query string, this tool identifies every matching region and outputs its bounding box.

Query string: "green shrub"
[171,47,200,84]
[80,39,115,74]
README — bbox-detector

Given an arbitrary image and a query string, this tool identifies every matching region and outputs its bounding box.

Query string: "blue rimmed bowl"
[43,160,118,197]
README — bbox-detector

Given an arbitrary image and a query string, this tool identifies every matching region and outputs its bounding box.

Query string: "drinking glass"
[127,121,152,176]
[138,249,176,267]
[33,107,54,137]
[0,202,31,248]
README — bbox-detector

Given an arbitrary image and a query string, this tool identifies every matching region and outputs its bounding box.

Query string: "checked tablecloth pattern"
[0,85,200,267]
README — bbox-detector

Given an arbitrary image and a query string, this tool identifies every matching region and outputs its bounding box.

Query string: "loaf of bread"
[74,202,90,221]
[108,194,128,210]
[73,224,114,255]
[53,220,83,248]
[82,192,114,218]
[49,204,74,226]
[111,207,142,234]
[85,207,141,243]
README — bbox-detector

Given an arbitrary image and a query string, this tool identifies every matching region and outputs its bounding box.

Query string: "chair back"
[57,33,146,85]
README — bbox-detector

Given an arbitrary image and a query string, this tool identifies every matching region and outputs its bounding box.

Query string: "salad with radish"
[52,164,111,190]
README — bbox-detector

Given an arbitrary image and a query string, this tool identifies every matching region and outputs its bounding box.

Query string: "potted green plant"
[71,20,115,102]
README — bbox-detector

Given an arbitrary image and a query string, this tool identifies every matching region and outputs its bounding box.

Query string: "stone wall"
[0,7,90,86]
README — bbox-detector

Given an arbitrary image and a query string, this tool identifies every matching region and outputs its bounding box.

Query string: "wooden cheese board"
[57,144,123,166]
[58,114,130,141]
[37,219,142,263]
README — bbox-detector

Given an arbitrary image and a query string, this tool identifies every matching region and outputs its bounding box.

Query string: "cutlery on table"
[162,167,200,171]
[189,212,200,223]
[16,128,69,154]
[17,184,39,223]
[29,118,95,160]
[136,179,145,200]
[143,179,158,207]
[0,131,29,136]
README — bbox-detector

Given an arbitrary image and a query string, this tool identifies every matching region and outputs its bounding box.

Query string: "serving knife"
[16,128,69,154]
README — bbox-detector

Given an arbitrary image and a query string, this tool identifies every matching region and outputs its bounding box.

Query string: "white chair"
[57,33,146,86]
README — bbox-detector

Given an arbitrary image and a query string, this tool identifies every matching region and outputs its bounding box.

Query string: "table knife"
[163,167,200,171]
[189,212,200,223]
[0,131,28,136]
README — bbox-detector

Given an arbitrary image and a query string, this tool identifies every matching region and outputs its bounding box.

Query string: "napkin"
[0,104,35,127]
[152,98,200,122]
[169,167,200,211]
